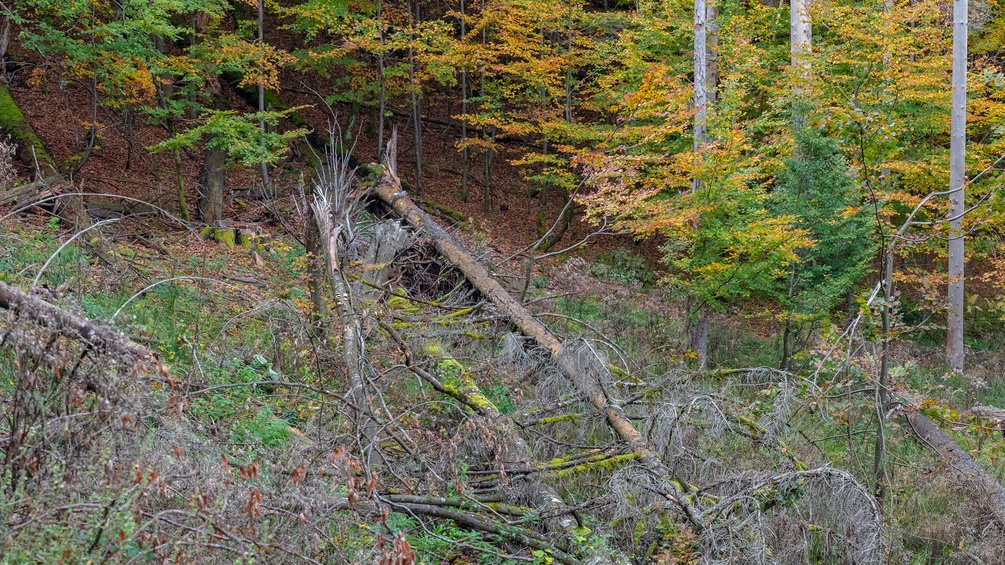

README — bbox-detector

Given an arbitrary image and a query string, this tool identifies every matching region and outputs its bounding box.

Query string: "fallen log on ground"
[369,163,707,533]
[0,280,152,365]
[0,175,61,206]
[907,411,1005,527]
[370,160,888,562]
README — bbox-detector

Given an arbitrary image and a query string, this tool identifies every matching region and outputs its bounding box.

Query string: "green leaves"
[149,109,307,167]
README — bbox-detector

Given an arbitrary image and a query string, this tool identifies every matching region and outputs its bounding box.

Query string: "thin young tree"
[258,0,270,196]
[947,0,967,373]
[408,0,423,196]
[460,0,470,202]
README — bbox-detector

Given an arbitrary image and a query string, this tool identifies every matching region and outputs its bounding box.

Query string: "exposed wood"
[0,175,61,206]
[907,412,1005,526]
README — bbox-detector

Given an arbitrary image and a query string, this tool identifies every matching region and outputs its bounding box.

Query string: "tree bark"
[790,0,811,69]
[946,0,967,373]
[408,0,423,196]
[0,281,151,365]
[459,0,469,203]
[693,0,707,165]
[257,0,271,197]
[376,0,386,160]
[199,142,226,224]
[907,412,1005,526]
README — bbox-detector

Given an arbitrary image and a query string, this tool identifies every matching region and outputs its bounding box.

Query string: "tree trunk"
[377,0,386,160]
[0,17,10,78]
[371,165,708,536]
[689,304,710,371]
[199,142,226,224]
[408,0,423,196]
[690,0,712,367]
[946,0,967,373]
[0,281,152,364]
[257,0,271,197]
[790,0,811,69]
[480,0,491,216]
[907,412,1005,526]
[459,0,469,202]
[706,0,718,105]
[693,0,707,167]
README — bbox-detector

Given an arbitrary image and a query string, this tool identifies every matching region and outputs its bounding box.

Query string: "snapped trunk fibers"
[370,165,707,534]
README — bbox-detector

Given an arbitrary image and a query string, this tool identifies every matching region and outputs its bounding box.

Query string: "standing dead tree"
[307,136,381,467]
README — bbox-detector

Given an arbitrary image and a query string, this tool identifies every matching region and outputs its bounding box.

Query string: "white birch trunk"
[947,0,968,373]
[693,0,707,160]
[790,0,812,105]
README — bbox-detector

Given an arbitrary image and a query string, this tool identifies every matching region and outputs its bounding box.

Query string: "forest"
[1,0,1005,562]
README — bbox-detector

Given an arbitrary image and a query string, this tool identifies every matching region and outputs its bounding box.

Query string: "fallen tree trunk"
[907,412,1005,527]
[0,280,151,365]
[370,165,707,533]
[0,175,61,206]
[371,152,883,562]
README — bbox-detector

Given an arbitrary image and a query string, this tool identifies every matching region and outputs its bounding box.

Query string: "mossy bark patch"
[0,85,56,171]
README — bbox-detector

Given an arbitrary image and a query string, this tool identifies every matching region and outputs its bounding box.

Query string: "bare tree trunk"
[790,0,811,69]
[907,412,1005,526]
[312,187,379,467]
[691,0,710,368]
[480,0,491,216]
[873,246,894,503]
[199,142,226,224]
[257,0,271,197]
[564,1,574,124]
[693,0,707,166]
[0,17,10,78]
[947,0,967,373]
[408,0,423,196]
[0,281,152,363]
[376,0,386,159]
[689,304,710,371]
[706,0,718,105]
[459,0,469,202]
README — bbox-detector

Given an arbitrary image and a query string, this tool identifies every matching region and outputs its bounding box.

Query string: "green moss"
[536,413,584,425]
[387,289,420,314]
[425,342,498,414]
[0,85,56,170]
[202,227,236,249]
[420,198,467,223]
[552,452,642,479]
